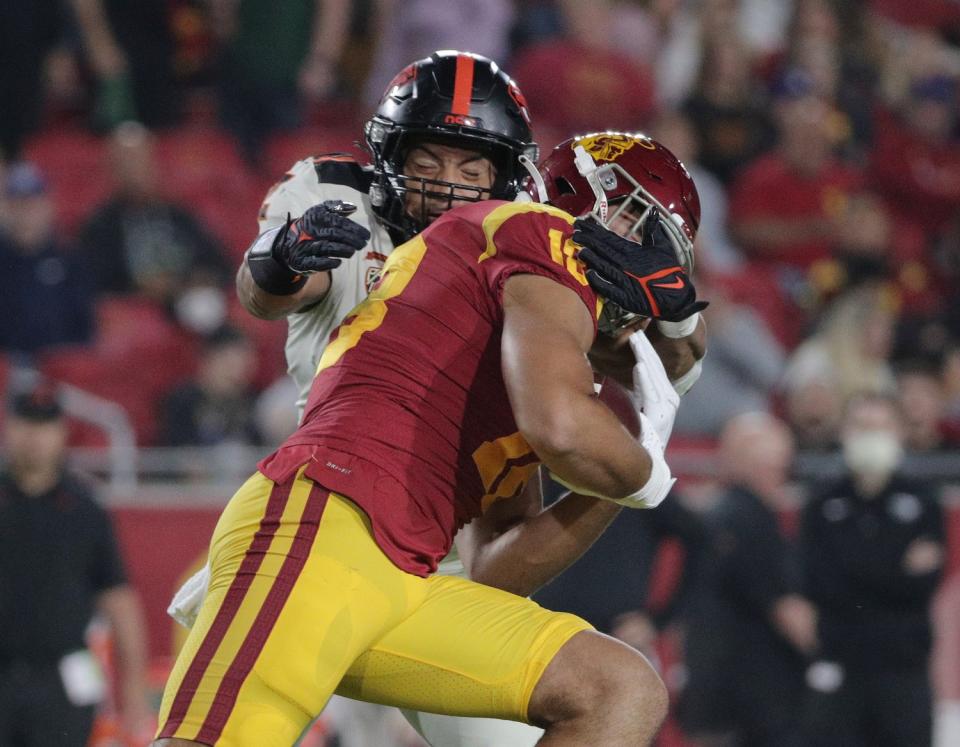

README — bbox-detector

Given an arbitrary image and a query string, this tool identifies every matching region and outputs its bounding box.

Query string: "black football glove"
[573,209,707,322]
[272,200,371,274]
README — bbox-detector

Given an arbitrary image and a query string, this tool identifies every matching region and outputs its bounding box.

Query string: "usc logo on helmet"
[575,133,656,162]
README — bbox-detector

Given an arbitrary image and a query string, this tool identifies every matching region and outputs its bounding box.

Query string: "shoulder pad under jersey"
[311,153,374,193]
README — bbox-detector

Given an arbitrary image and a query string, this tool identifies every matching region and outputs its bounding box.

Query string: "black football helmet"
[365,50,538,242]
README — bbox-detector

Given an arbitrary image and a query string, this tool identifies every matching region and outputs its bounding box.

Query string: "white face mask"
[842,429,903,478]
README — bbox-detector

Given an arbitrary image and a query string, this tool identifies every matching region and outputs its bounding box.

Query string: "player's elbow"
[517,405,583,464]
[235,265,293,320]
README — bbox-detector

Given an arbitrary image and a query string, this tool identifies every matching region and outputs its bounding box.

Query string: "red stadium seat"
[22,127,112,237]
[264,125,364,180]
[39,299,201,444]
[155,126,267,257]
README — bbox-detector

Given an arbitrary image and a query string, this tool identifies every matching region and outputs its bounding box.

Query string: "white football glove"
[628,330,680,446]
[616,330,679,508]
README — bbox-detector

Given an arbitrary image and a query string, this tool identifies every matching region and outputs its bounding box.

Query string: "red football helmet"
[524,132,700,271]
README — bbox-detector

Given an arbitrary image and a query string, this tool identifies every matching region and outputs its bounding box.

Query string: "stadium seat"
[22,127,112,237]
[154,126,266,260]
[39,299,200,444]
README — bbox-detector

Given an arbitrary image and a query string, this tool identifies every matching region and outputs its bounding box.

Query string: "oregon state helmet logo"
[575,133,656,162]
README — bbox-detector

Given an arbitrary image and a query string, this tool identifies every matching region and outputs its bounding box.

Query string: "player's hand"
[272,201,371,274]
[628,330,680,447]
[574,209,707,322]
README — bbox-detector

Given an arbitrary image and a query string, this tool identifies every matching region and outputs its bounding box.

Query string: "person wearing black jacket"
[0,383,151,744]
[679,413,817,747]
[799,392,945,747]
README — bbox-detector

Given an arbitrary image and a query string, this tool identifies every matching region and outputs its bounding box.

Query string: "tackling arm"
[237,200,369,319]
[236,260,331,320]
[501,274,654,501]
[459,478,622,597]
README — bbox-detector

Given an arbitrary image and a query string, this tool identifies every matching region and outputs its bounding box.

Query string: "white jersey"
[257,155,395,418]
[258,155,471,577]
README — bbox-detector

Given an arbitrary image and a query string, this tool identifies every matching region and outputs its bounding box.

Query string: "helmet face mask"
[366,51,537,242]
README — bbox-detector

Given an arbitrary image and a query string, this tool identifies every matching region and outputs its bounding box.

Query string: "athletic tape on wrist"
[657,312,700,339]
[246,226,307,296]
[617,453,674,509]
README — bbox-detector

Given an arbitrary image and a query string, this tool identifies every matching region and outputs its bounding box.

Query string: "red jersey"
[259,201,600,575]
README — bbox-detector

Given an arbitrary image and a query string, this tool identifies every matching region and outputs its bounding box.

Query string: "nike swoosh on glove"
[574,209,707,322]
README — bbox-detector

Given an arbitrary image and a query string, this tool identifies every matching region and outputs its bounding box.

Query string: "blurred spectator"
[511,0,655,144]
[943,347,960,443]
[0,163,95,355]
[534,489,705,654]
[78,122,229,323]
[869,74,960,240]
[806,192,927,318]
[830,191,893,289]
[87,0,182,130]
[799,392,944,747]
[782,285,897,403]
[739,0,794,57]
[936,213,960,345]
[771,0,875,153]
[682,34,775,185]
[679,412,816,747]
[896,362,953,452]
[364,0,514,108]
[650,110,745,275]
[210,0,352,163]
[729,69,862,276]
[0,1,61,161]
[159,326,262,447]
[932,572,960,747]
[673,278,786,438]
[785,378,844,452]
[0,382,151,744]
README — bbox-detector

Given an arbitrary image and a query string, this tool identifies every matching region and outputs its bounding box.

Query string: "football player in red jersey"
[219,48,704,746]
[154,132,705,747]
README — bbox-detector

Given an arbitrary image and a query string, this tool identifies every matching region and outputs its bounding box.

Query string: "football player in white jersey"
[177,47,707,746]
[236,49,551,746]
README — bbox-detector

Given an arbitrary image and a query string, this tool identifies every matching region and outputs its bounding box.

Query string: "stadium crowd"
[0,1,959,746]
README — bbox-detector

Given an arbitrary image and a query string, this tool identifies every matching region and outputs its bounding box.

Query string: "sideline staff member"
[0,383,150,745]
[800,392,945,747]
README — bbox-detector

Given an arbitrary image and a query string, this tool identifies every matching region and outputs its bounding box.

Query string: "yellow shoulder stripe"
[477,202,574,263]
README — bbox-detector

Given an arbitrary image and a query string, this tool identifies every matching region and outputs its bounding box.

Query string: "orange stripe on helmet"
[451,54,475,116]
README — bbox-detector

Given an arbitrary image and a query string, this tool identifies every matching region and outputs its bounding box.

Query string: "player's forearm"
[236,260,330,319]
[589,318,706,390]
[469,491,622,596]
[647,315,706,380]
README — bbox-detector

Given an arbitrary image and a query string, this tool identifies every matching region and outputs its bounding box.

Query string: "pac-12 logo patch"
[575,133,654,162]
[365,267,381,293]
